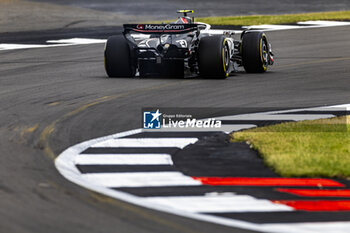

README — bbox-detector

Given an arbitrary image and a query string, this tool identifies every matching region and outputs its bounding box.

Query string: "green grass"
[232,116,350,178]
[149,11,350,26]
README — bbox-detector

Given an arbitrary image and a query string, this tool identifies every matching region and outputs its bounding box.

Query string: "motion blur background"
[1,0,349,32]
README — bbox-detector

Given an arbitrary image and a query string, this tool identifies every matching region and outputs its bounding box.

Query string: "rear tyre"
[241,31,269,73]
[198,35,230,79]
[104,35,135,78]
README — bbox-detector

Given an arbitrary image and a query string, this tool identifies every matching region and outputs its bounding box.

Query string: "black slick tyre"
[104,35,135,78]
[241,31,269,73]
[198,35,230,79]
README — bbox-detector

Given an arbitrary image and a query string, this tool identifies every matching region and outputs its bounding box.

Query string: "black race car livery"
[104,10,274,78]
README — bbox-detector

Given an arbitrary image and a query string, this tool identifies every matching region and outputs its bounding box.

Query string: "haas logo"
[137,24,145,30]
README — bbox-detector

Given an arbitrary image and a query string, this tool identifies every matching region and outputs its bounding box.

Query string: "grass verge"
[150,11,350,25]
[231,116,350,178]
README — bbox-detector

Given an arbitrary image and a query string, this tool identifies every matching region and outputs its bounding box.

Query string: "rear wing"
[123,24,198,34]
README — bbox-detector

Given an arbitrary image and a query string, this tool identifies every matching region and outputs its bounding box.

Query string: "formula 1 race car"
[104,10,274,79]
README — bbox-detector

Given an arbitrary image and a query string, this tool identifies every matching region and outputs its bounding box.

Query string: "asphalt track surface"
[28,0,350,18]
[1,25,350,233]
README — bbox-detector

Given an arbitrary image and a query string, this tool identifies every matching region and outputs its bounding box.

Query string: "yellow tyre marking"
[222,39,229,75]
[260,36,267,71]
[222,47,226,72]
[260,39,263,63]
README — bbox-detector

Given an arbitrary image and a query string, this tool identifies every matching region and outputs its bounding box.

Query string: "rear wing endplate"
[123,24,198,34]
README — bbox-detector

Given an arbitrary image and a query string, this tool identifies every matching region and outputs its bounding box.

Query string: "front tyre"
[104,35,136,78]
[241,31,269,73]
[198,35,230,79]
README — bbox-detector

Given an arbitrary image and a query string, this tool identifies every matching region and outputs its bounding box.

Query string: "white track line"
[75,153,173,165]
[0,38,106,51]
[2,21,350,51]
[145,195,293,213]
[298,20,350,27]
[262,221,350,233]
[244,25,303,30]
[55,105,350,233]
[323,104,350,110]
[244,20,350,31]
[82,172,202,187]
[0,43,70,50]
[91,138,198,149]
[46,38,106,44]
